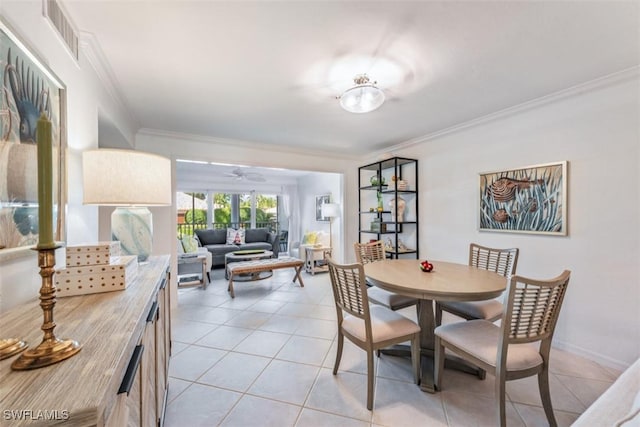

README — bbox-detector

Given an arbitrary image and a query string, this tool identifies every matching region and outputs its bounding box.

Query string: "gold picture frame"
[0,18,67,260]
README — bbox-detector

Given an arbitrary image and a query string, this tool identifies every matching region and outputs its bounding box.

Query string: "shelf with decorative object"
[358,157,419,259]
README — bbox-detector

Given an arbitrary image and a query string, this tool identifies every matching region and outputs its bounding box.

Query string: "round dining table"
[363,259,507,392]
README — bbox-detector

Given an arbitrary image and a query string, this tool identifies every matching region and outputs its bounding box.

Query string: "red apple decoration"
[420,260,434,272]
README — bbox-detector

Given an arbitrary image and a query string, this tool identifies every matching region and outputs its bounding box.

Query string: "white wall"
[296,172,344,261]
[0,3,135,310]
[360,73,639,369]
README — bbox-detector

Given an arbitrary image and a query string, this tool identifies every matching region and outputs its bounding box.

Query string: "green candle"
[36,113,54,248]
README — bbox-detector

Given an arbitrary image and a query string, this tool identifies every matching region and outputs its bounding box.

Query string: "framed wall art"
[316,195,330,221]
[479,161,567,236]
[0,19,67,259]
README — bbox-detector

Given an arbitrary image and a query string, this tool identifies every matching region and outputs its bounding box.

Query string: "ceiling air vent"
[44,0,79,61]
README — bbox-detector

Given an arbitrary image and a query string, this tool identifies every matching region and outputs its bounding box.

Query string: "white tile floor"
[165,268,620,427]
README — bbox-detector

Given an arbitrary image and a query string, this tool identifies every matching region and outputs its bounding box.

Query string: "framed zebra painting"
[479,161,568,236]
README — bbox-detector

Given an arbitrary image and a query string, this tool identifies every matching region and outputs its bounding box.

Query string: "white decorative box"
[55,255,138,297]
[65,241,121,267]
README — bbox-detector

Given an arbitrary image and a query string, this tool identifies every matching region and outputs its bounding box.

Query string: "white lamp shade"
[321,203,340,218]
[82,149,171,206]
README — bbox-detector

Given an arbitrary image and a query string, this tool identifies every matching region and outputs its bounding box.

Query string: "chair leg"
[538,366,557,427]
[366,349,375,410]
[333,331,344,375]
[435,302,443,327]
[495,371,507,427]
[411,334,420,385]
[434,336,445,390]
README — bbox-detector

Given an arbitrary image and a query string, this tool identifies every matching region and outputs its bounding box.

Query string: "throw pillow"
[245,228,267,243]
[226,228,246,245]
[301,231,317,245]
[195,229,225,245]
[181,235,198,253]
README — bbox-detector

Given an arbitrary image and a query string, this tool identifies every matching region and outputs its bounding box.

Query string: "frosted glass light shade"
[339,85,385,114]
[82,149,171,262]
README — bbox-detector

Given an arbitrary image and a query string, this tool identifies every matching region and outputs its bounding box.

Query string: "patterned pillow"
[181,235,198,253]
[226,228,246,245]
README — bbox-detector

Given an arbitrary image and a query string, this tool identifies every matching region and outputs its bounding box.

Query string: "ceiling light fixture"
[338,74,385,114]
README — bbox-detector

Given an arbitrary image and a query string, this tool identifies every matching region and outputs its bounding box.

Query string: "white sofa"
[573,358,640,426]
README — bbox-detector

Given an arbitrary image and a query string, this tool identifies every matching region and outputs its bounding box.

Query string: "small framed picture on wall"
[316,195,330,221]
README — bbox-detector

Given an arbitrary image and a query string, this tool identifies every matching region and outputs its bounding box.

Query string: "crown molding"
[137,128,360,161]
[377,66,640,157]
[79,31,139,127]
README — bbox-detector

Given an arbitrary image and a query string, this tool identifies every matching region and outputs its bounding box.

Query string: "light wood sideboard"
[0,255,171,427]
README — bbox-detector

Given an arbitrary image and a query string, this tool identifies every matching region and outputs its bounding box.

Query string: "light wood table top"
[364,259,506,302]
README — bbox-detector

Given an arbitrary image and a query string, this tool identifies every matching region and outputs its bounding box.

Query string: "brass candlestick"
[0,338,27,360]
[11,246,81,370]
[0,244,27,360]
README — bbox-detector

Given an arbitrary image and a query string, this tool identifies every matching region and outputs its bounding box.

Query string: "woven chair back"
[469,243,519,277]
[354,241,386,264]
[327,258,369,320]
[503,270,571,344]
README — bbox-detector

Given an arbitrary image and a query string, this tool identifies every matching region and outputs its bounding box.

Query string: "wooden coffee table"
[227,256,304,298]
[224,250,273,280]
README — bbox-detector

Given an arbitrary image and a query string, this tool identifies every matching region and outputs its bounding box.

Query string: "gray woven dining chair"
[354,241,419,311]
[327,257,421,410]
[435,243,519,326]
[434,270,571,427]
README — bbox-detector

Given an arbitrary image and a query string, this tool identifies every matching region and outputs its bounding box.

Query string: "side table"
[177,253,208,289]
[304,246,332,275]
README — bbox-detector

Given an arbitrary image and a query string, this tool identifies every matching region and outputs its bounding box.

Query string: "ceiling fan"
[223,168,266,182]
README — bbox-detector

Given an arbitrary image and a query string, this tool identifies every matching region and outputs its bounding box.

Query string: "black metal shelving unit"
[358,157,419,259]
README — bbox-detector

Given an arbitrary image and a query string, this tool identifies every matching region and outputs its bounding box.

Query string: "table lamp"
[82,149,171,262]
[321,202,340,249]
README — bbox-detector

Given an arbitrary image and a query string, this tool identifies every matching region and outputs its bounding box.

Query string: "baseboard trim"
[553,339,633,372]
